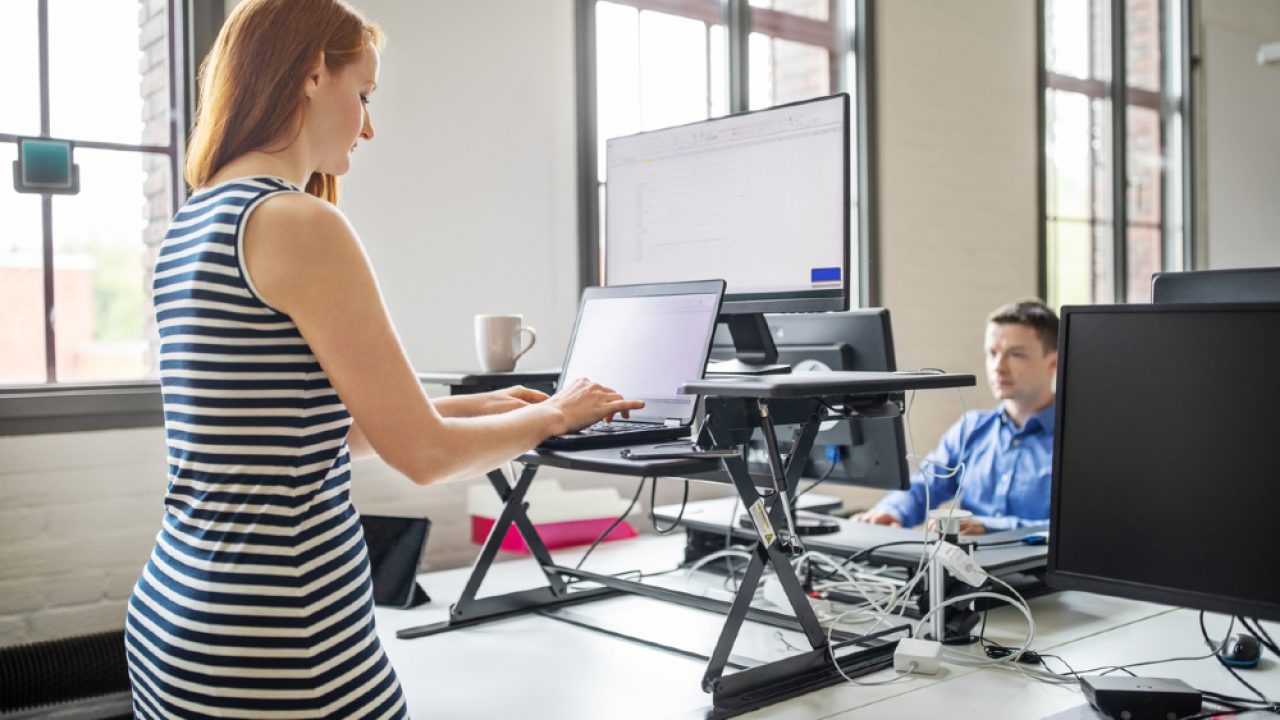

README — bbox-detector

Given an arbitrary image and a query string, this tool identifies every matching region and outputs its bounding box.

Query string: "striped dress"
[125,177,409,719]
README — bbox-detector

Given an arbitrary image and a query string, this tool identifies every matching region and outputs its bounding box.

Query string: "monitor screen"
[604,94,850,315]
[709,310,908,490]
[1048,304,1280,621]
[559,282,724,425]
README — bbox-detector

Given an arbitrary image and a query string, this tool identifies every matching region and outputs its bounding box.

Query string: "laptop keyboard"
[580,420,654,434]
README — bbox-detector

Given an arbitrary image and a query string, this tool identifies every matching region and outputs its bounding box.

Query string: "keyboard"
[537,420,689,450]
[579,420,655,434]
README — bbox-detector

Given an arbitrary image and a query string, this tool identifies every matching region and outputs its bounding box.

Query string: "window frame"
[0,0,224,436]
[574,0,879,306]
[1037,0,1195,304]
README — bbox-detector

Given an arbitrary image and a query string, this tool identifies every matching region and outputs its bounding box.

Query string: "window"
[579,0,876,303]
[1041,0,1192,306]
[1,0,182,386]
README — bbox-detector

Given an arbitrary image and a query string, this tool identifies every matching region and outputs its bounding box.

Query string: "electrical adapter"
[935,541,988,587]
[894,637,943,675]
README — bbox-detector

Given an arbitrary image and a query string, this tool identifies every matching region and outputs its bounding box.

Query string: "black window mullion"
[1110,0,1127,303]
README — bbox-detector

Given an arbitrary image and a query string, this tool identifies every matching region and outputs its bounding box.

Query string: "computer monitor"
[709,309,909,491]
[1151,266,1280,303]
[604,94,850,373]
[1047,303,1280,622]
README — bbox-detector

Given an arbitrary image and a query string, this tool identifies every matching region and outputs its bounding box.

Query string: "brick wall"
[139,0,171,371]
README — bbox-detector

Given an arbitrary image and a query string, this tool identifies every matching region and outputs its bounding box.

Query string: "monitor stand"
[705,314,792,375]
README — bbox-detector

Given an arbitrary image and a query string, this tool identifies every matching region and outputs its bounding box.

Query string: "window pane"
[1126,0,1160,92]
[596,2,641,182]
[1048,219,1096,308]
[51,148,169,382]
[1126,225,1161,303]
[748,32,774,110]
[749,0,829,22]
[1126,105,1161,228]
[1046,0,1092,79]
[0,143,48,384]
[709,24,729,118]
[1090,94,1115,303]
[749,35,830,110]
[1126,105,1162,300]
[48,0,171,146]
[1046,88,1114,305]
[1046,90,1093,221]
[638,11,711,132]
[0,1,41,136]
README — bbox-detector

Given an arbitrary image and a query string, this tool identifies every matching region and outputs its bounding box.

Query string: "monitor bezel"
[1151,266,1280,304]
[602,93,851,316]
[1046,302,1280,622]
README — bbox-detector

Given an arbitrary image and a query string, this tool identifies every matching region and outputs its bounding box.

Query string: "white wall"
[1199,1,1280,268]
[876,0,1040,449]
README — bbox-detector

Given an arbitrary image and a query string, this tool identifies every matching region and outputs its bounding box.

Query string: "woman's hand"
[545,377,646,434]
[475,385,549,415]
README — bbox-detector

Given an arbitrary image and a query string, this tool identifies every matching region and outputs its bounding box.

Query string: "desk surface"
[375,534,1277,719]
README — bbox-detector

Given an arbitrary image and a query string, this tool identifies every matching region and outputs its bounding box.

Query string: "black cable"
[845,540,930,566]
[1200,611,1273,707]
[575,477,647,570]
[1240,617,1280,656]
[649,477,689,535]
[1251,617,1277,652]
[793,456,839,502]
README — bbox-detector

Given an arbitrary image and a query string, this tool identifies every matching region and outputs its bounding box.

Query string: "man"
[853,299,1059,534]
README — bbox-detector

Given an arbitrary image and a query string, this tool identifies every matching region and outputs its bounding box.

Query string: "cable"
[912,588,1036,668]
[649,476,689,535]
[575,476,647,570]
[1240,617,1280,656]
[1200,611,1275,708]
[792,451,839,501]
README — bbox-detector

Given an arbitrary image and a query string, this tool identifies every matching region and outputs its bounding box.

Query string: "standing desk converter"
[402,370,975,718]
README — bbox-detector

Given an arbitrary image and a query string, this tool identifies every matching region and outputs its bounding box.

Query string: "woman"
[123,1,641,716]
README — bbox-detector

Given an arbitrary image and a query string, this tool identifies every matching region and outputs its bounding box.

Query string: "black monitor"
[709,309,908,491]
[1047,303,1280,621]
[603,94,850,373]
[1151,267,1280,303]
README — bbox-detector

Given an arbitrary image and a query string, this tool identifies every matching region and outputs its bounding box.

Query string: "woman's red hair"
[185,0,384,204]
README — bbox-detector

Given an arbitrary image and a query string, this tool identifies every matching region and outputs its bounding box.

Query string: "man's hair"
[987,298,1059,354]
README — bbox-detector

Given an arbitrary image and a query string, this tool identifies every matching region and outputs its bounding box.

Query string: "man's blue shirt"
[874,403,1056,530]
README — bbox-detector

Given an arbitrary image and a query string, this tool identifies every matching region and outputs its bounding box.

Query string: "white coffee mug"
[475,314,537,373]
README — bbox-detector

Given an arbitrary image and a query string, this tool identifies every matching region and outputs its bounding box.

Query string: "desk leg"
[701,454,830,691]
[396,463,613,640]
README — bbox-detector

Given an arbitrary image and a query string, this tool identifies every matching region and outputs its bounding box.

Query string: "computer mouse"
[1219,633,1261,668]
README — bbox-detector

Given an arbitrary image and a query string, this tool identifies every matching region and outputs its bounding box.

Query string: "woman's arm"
[347,386,549,461]
[243,193,639,485]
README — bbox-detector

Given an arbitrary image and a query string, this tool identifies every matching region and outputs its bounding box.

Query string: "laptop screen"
[559,285,723,425]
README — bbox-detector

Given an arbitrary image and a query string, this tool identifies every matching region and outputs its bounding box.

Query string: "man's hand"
[851,508,902,526]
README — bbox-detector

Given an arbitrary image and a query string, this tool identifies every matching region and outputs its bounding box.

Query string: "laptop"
[537,280,726,450]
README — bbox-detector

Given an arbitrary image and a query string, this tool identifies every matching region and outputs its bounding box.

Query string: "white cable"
[683,548,754,579]
[913,590,1036,668]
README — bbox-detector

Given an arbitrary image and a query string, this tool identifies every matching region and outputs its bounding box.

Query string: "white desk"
[375,535,1278,719]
